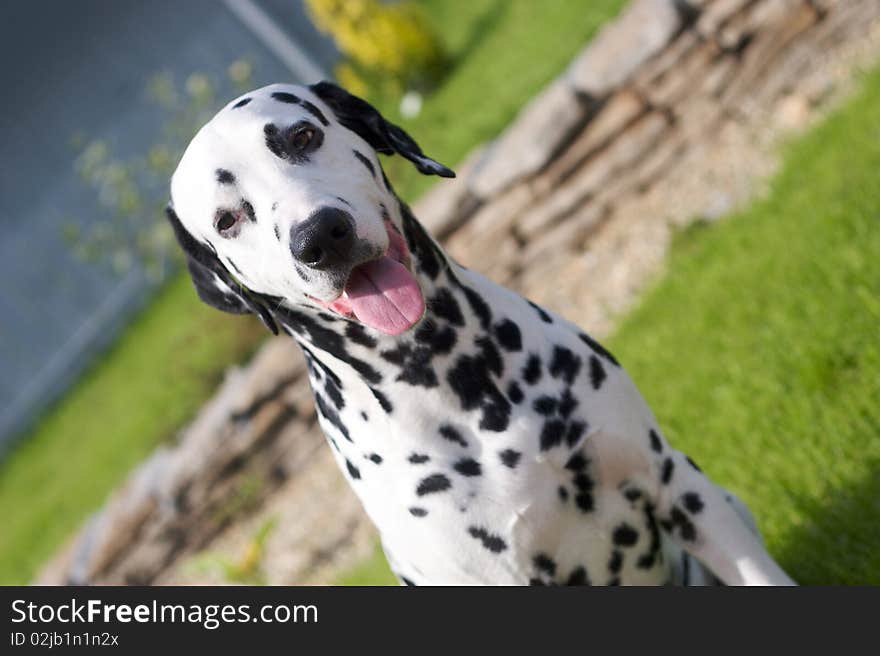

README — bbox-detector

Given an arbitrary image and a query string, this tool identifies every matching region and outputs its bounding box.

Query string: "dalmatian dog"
[167,81,796,586]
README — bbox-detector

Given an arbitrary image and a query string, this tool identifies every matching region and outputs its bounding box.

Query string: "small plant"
[187,517,278,585]
[68,60,256,278]
[306,0,448,99]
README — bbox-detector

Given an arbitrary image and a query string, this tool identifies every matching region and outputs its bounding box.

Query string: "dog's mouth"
[310,219,425,336]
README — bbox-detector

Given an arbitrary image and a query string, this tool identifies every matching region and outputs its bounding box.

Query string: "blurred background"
[0,0,878,586]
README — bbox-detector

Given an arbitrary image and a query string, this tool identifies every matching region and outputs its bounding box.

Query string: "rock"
[414,145,487,239]
[467,80,591,198]
[695,0,753,37]
[775,94,811,130]
[521,111,669,237]
[567,0,684,96]
[531,90,646,198]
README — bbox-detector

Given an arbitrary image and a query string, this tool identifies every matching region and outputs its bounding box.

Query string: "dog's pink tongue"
[346,256,424,335]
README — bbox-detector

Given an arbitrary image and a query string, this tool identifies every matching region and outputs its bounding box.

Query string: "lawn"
[0,0,628,584]
[337,65,880,585]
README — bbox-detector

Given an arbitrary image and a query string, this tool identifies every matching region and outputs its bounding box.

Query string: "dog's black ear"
[310,80,455,178]
[165,206,279,335]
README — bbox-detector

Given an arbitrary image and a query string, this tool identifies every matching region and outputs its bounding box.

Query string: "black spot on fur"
[346,323,378,348]
[533,395,558,416]
[639,503,662,571]
[439,425,468,448]
[566,421,587,447]
[467,526,507,553]
[345,459,361,480]
[522,354,542,385]
[566,566,590,586]
[608,550,624,574]
[416,473,451,496]
[462,287,492,330]
[301,100,329,126]
[401,204,443,280]
[475,336,503,377]
[216,168,235,184]
[454,458,482,477]
[273,306,383,385]
[446,354,511,433]
[264,123,287,161]
[637,552,657,570]
[558,388,578,418]
[506,381,524,404]
[578,332,620,366]
[528,300,553,323]
[539,419,567,451]
[400,576,417,586]
[499,449,521,468]
[381,343,439,388]
[493,319,522,352]
[649,429,663,453]
[661,457,675,485]
[368,453,383,464]
[232,97,252,108]
[271,91,301,104]
[667,506,697,541]
[479,402,511,432]
[225,257,244,277]
[409,507,428,517]
[575,492,594,513]
[558,486,569,502]
[314,393,350,442]
[686,456,702,473]
[370,387,393,413]
[409,453,430,464]
[274,224,281,241]
[682,492,704,514]
[550,346,582,385]
[573,473,593,493]
[588,355,607,390]
[613,523,639,547]
[533,553,557,576]
[353,149,376,177]
[323,375,345,410]
[565,452,588,472]
[624,488,642,503]
[428,288,464,326]
[415,321,457,354]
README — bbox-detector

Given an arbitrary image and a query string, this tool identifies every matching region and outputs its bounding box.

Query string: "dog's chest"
[297,269,670,585]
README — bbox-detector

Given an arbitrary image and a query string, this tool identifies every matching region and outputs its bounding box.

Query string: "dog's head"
[167,82,454,336]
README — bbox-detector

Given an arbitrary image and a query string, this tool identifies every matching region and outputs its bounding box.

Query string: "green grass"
[0,277,265,584]
[608,68,880,585]
[335,544,397,586]
[338,66,880,585]
[382,0,628,200]
[0,0,628,585]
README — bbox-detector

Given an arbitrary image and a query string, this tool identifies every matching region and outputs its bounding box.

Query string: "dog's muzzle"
[307,216,425,336]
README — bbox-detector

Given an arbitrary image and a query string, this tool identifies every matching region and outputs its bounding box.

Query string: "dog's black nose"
[290,207,355,270]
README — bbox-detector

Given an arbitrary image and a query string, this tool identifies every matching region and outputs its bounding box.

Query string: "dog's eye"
[214,210,239,236]
[291,126,315,150]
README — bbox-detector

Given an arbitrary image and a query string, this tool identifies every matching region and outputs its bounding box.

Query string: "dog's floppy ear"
[165,205,279,335]
[310,80,455,178]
